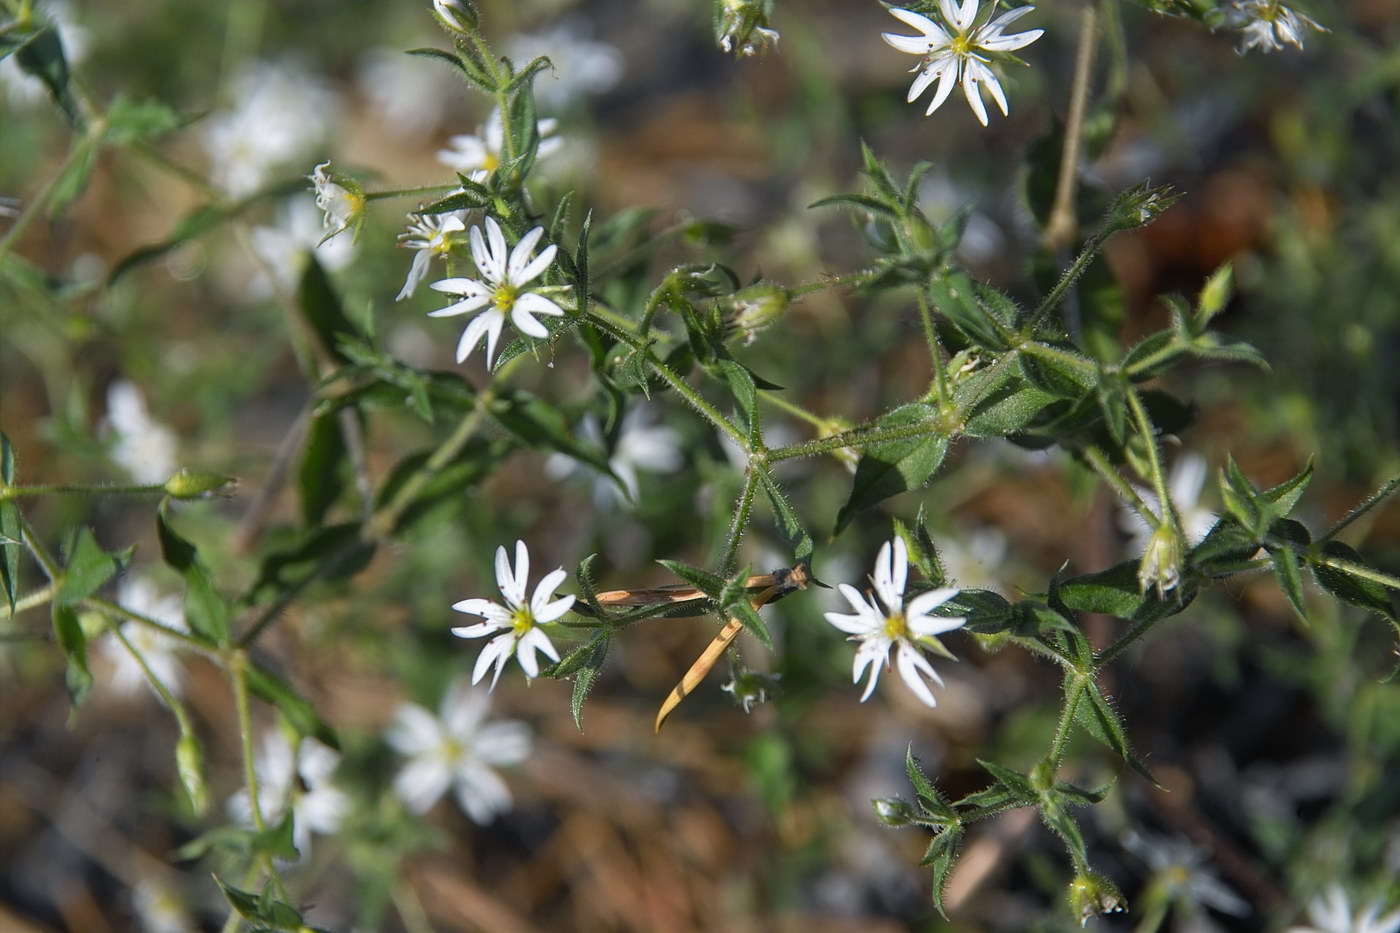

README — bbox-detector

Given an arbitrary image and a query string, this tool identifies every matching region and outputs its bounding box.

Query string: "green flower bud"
[1138,523,1184,597]
[726,283,790,345]
[1067,872,1126,927]
[176,728,208,815]
[432,0,477,34]
[164,469,237,500]
[871,796,916,827]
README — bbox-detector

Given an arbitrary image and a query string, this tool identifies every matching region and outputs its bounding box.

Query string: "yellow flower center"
[510,605,535,635]
[494,283,519,312]
[950,35,972,57]
[483,153,501,171]
[883,613,909,642]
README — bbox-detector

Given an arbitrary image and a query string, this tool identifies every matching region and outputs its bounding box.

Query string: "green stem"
[1044,1,1099,252]
[230,651,266,833]
[2,482,167,500]
[787,269,877,298]
[0,584,55,620]
[18,518,61,580]
[1082,445,1152,518]
[87,596,216,653]
[365,183,463,202]
[582,310,746,446]
[1094,616,1158,667]
[768,412,952,462]
[1321,474,1400,544]
[917,290,950,410]
[0,117,107,263]
[106,618,197,733]
[758,390,826,430]
[1031,226,1111,332]
[1126,387,1178,533]
[718,469,759,577]
[1048,677,1085,766]
[369,402,489,539]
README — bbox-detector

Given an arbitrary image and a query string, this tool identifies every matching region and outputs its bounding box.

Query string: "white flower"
[428,217,568,368]
[98,576,187,698]
[248,198,357,299]
[200,60,339,198]
[433,0,474,34]
[882,1,1043,126]
[1123,831,1250,917]
[545,408,682,507]
[356,48,453,139]
[450,540,575,688]
[226,733,349,859]
[437,107,563,182]
[308,161,362,240]
[824,537,966,708]
[396,212,467,301]
[386,677,531,822]
[1229,0,1326,54]
[104,381,178,484]
[132,879,190,933]
[504,19,624,108]
[1289,886,1400,933]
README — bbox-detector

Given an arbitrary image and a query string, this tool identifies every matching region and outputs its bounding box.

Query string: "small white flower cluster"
[226,732,349,859]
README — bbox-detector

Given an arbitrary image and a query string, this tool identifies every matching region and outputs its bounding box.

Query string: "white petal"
[508,227,545,282]
[394,757,452,814]
[451,596,507,618]
[456,311,503,364]
[888,7,942,38]
[479,312,507,369]
[963,69,990,125]
[515,243,558,286]
[468,224,490,275]
[895,643,942,707]
[428,293,491,318]
[483,217,509,281]
[385,703,442,755]
[926,63,959,115]
[514,291,565,319]
[982,25,1043,51]
[476,721,532,765]
[453,760,512,824]
[883,32,938,55]
[441,678,490,738]
[510,303,551,339]
[397,249,432,301]
[906,66,941,103]
[950,0,980,33]
[530,568,567,612]
[852,640,888,701]
[976,64,1010,116]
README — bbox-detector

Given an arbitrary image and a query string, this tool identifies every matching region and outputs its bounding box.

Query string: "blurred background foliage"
[1,0,1398,931]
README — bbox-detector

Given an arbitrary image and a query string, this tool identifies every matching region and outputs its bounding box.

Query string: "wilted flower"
[882,1,1043,125]
[450,540,575,687]
[104,381,177,484]
[824,537,966,708]
[226,733,349,859]
[428,217,568,368]
[98,576,187,698]
[505,19,624,108]
[1123,830,1250,919]
[1229,0,1326,54]
[437,107,562,181]
[396,212,467,301]
[1068,872,1127,927]
[308,161,363,240]
[722,670,781,713]
[1288,886,1400,933]
[386,677,531,823]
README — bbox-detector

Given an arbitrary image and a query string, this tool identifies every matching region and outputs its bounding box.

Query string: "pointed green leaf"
[298,411,348,525]
[52,604,92,706]
[834,402,948,535]
[756,469,814,564]
[1311,542,1398,624]
[978,759,1039,801]
[1053,559,1195,624]
[655,560,725,598]
[299,254,361,364]
[1270,546,1308,624]
[1,432,19,613]
[55,528,118,606]
[157,503,229,644]
[244,665,340,750]
[1071,673,1156,783]
[922,824,965,919]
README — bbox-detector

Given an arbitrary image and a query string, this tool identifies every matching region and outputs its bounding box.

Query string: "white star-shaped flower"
[1229,0,1326,54]
[1289,885,1400,933]
[1123,831,1250,918]
[226,733,349,860]
[450,540,576,688]
[396,212,467,301]
[882,1,1043,126]
[428,217,568,368]
[436,107,562,181]
[824,537,966,707]
[545,408,683,508]
[385,676,531,822]
[98,576,187,698]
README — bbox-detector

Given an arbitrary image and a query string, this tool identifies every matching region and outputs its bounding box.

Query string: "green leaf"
[928,272,1014,350]
[1195,263,1233,326]
[1040,798,1090,869]
[1121,330,1185,382]
[569,643,606,732]
[922,823,965,920]
[15,26,80,125]
[905,746,956,820]
[298,412,348,525]
[718,359,760,444]
[246,523,376,605]
[728,598,774,651]
[51,604,92,706]
[175,726,209,815]
[49,133,101,217]
[55,528,118,606]
[834,402,948,535]
[756,469,814,565]
[489,388,618,481]
[298,254,361,364]
[1019,344,1098,400]
[1,431,19,613]
[105,94,183,145]
[656,559,725,598]
[946,589,1014,634]
[156,504,229,644]
[244,665,340,750]
[978,759,1039,801]
[213,875,307,931]
[1270,546,1308,624]
[1052,560,1195,624]
[1262,458,1313,515]
[419,184,490,214]
[1310,542,1398,624]
[372,441,509,536]
[807,192,901,219]
[1070,672,1156,782]
[406,46,495,92]
[957,362,1058,438]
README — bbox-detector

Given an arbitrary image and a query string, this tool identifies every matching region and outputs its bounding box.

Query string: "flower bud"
[718,0,779,57]
[1067,873,1126,927]
[871,796,916,827]
[164,469,237,500]
[721,670,781,713]
[1137,523,1184,596]
[176,728,209,815]
[725,283,790,345]
[432,0,477,34]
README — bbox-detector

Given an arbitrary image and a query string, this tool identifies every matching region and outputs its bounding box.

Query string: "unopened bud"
[432,0,477,34]
[1067,873,1126,927]
[164,469,237,500]
[176,729,208,815]
[871,796,916,827]
[1138,523,1184,597]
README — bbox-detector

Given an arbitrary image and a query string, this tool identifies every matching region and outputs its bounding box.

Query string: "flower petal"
[385,703,443,755]
[508,227,546,281]
[926,63,959,115]
[516,243,558,286]
[895,642,942,707]
[962,68,990,125]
